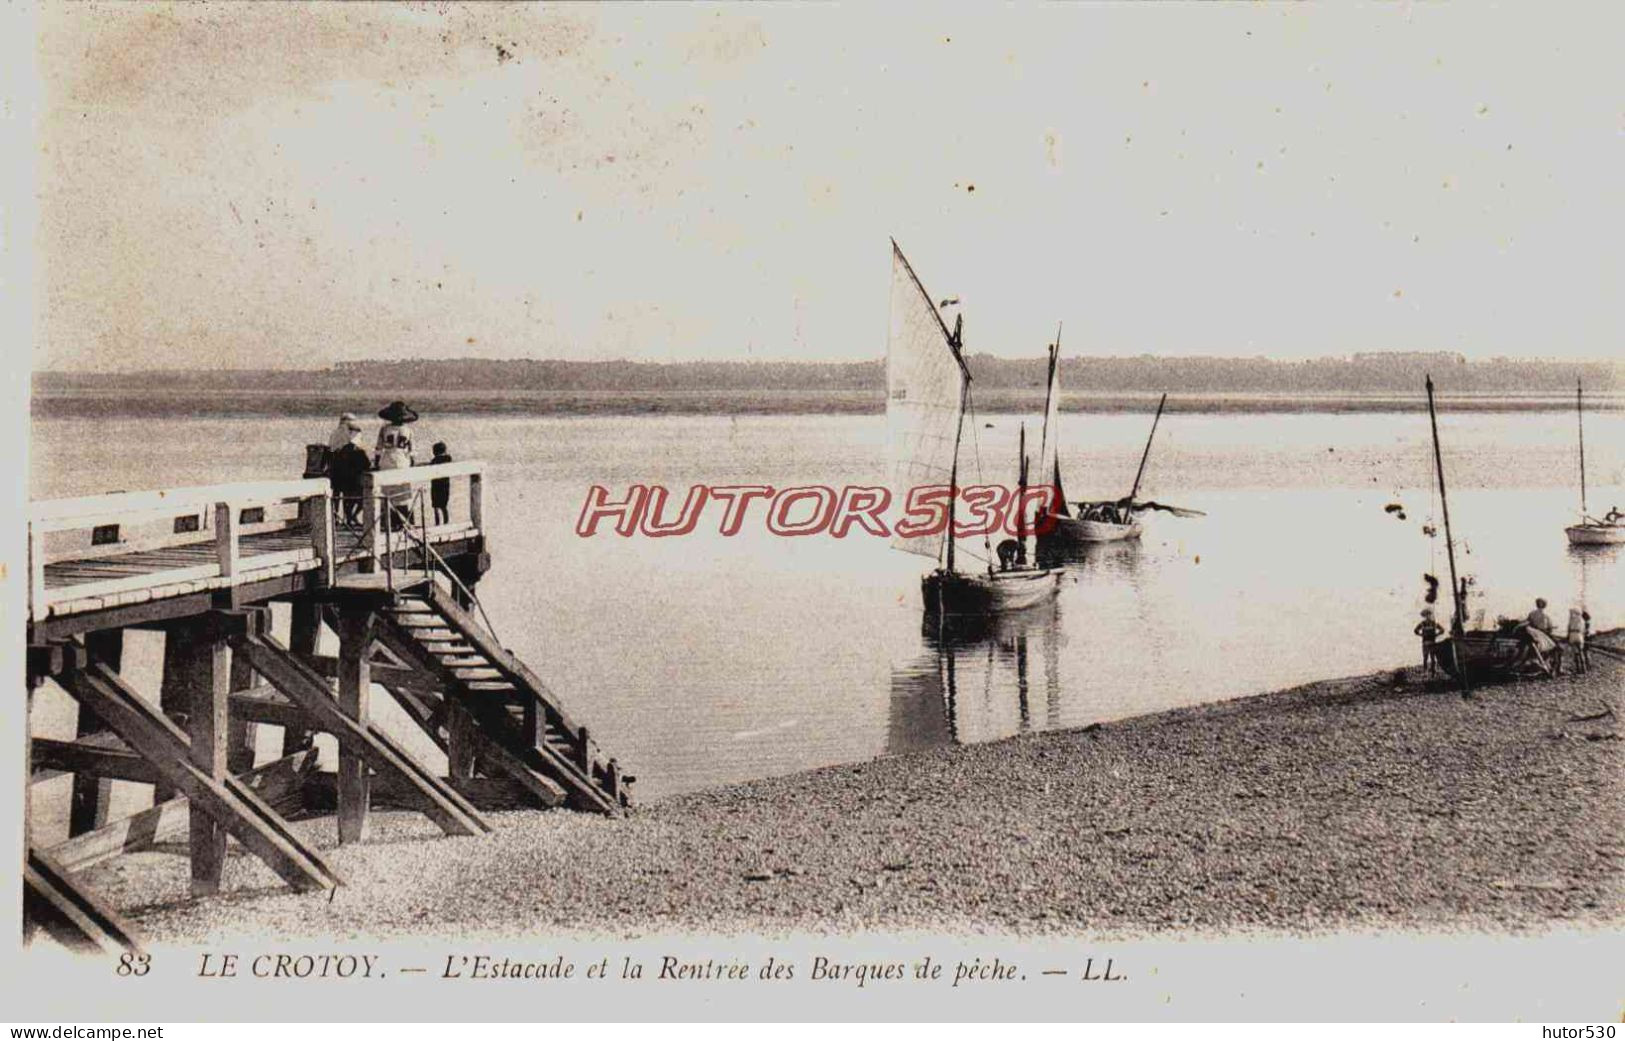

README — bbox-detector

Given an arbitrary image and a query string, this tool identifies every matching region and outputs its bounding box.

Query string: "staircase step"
[439,655,492,668]
[395,618,452,630]
[464,681,518,692]
[414,634,470,644]
[451,668,504,681]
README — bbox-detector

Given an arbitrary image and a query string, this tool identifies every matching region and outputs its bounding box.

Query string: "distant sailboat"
[886,241,1062,617]
[1564,380,1625,546]
[1038,336,1203,547]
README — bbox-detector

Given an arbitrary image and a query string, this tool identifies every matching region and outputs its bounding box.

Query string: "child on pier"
[429,441,453,525]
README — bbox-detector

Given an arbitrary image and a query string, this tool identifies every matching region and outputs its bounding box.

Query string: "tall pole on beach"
[1127,393,1168,503]
[1426,376,1466,635]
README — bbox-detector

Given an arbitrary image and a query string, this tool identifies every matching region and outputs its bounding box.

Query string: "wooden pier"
[24,462,630,952]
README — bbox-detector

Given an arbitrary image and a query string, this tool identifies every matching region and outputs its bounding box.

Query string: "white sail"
[886,241,969,561]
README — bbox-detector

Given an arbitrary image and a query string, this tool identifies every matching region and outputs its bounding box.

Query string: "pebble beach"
[84,635,1624,943]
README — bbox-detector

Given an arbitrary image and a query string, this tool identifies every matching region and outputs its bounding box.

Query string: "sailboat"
[1425,375,1526,685]
[1037,339,1204,546]
[1564,380,1625,546]
[887,240,1062,618]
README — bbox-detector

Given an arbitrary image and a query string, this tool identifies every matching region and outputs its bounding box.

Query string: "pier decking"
[24,462,630,953]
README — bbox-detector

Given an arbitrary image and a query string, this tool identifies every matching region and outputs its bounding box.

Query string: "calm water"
[28,408,1624,803]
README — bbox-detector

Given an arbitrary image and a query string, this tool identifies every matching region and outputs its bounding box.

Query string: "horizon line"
[30,350,1625,377]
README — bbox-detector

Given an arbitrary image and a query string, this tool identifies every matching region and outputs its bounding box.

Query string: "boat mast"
[1041,324,1069,517]
[1128,393,1168,502]
[1426,375,1467,634]
[1577,379,1588,519]
[1017,421,1029,565]
[944,316,968,576]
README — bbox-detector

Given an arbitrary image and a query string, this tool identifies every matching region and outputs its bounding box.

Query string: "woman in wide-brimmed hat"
[377,400,419,425]
[374,401,419,525]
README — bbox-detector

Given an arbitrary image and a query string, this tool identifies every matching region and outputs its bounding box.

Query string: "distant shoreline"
[29,387,1625,419]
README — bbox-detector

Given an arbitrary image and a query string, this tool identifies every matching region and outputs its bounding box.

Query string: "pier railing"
[27,462,487,622]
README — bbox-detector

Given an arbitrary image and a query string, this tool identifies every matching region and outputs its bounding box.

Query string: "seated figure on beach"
[1514,598,1559,677]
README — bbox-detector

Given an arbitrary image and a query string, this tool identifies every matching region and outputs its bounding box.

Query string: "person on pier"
[374,400,419,529]
[429,441,454,525]
[328,420,372,529]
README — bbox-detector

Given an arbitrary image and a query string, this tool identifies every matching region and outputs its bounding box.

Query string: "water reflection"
[887,600,1064,755]
[1569,542,1620,612]
[1036,535,1146,576]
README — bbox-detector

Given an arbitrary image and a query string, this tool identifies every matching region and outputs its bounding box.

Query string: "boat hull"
[1437,629,1563,682]
[1038,513,1143,545]
[1566,523,1625,546]
[922,567,1062,617]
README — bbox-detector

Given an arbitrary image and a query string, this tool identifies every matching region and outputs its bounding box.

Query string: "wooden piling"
[69,629,123,836]
[447,701,478,781]
[154,620,199,804]
[335,608,374,844]
[186,622,232,896]
[281,600,320,755]
[227,647,258,775]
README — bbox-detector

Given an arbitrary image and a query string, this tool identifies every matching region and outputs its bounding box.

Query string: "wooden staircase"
[370,581,629,815]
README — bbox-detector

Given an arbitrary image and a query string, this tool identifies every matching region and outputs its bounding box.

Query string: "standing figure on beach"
[374,400,419,529]
[429,441,453,526]
[1414,608,1442,676]
[1567,607,1590,674]
[327,419,372,529]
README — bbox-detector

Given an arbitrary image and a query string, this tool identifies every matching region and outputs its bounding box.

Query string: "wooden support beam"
[154,622,193,804]
[372,618,604,813]
[69,629,123,835]
[231,685,312,730]
[187,626,232,896]
[298,653,445,697]
[46,748,321,873]
[227,646,258,775]
[32,736,157,785]
[335,608,373,844]
[378,682,563,810]
[54,649,340,893]
[27,644,63,685]
[281,599,320,755]
[234,628,491,838]
[447,700,478,780]
[24,847,141,954]
[303,771,553,813]
[214,501,239,579]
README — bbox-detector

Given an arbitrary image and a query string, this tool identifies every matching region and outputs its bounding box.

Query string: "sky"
[26,2,1625,371]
